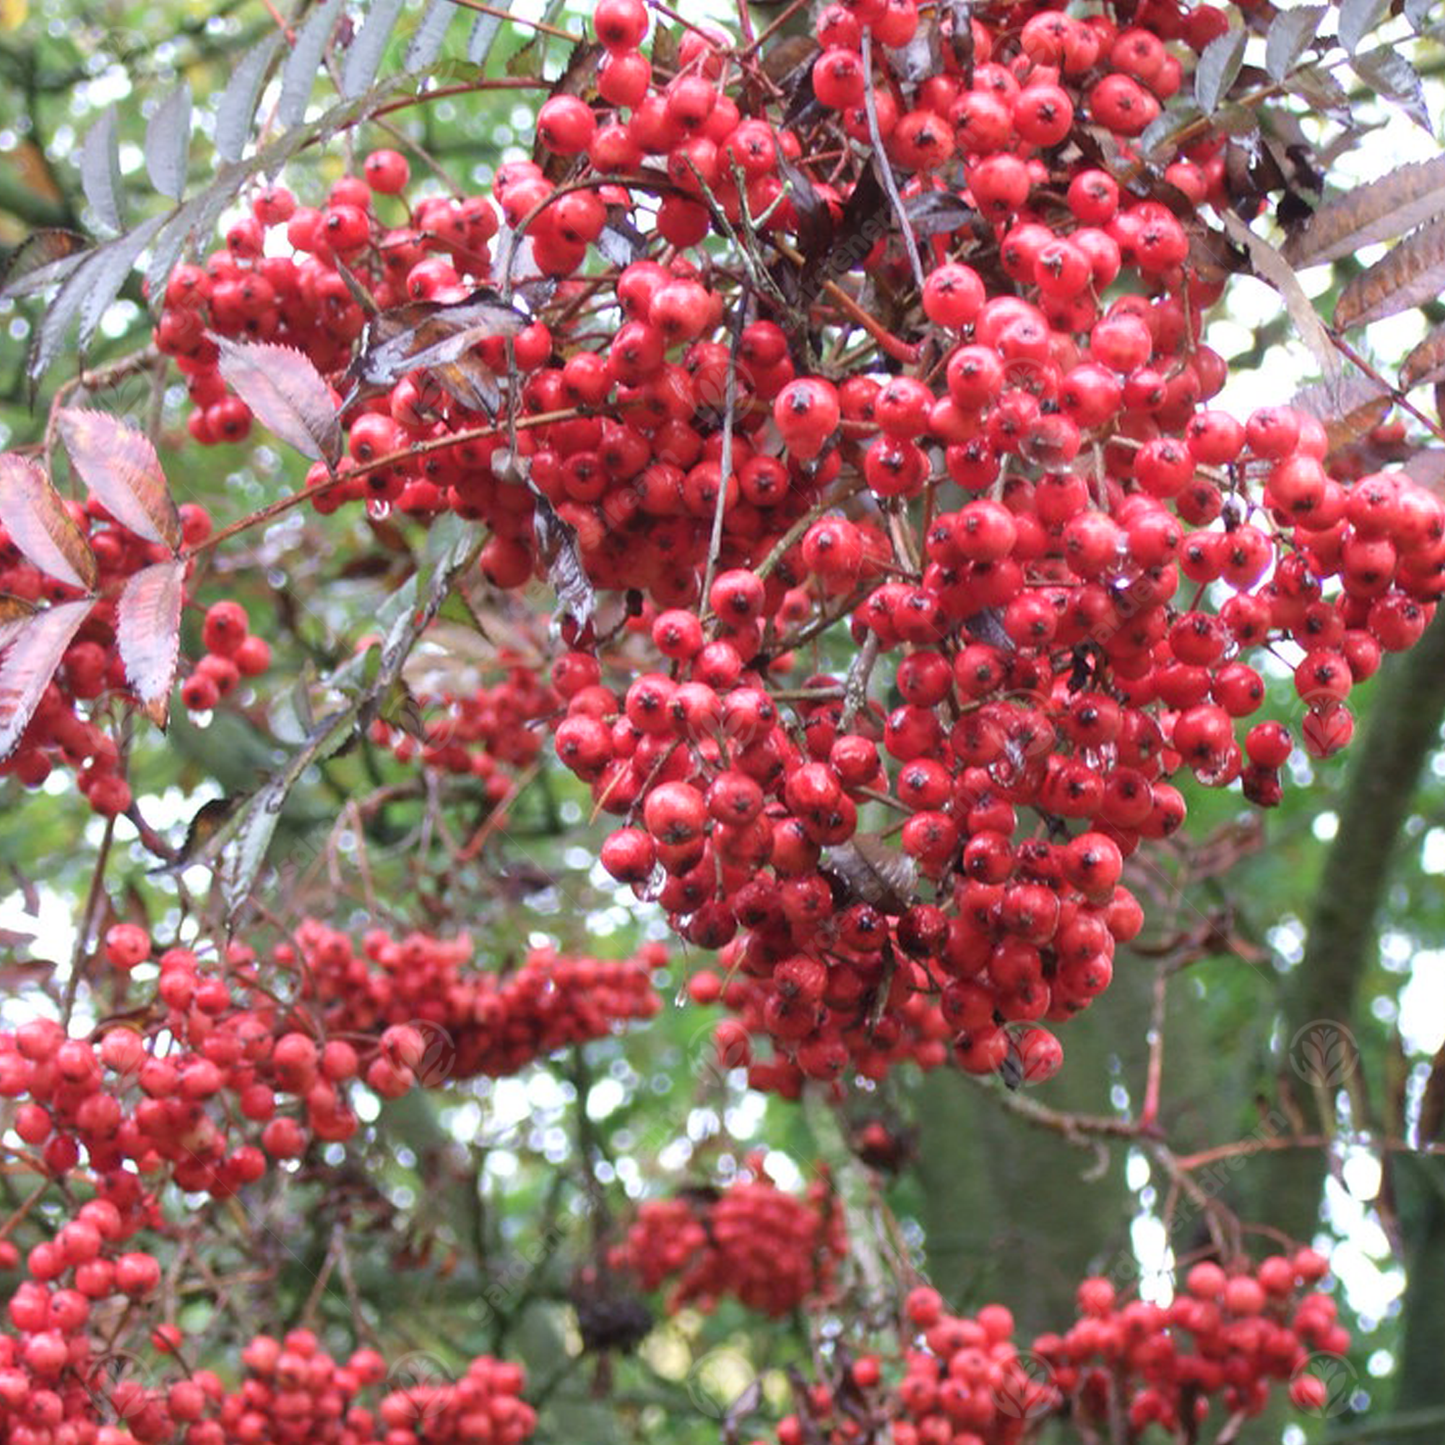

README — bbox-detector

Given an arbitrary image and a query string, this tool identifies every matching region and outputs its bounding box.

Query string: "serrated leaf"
[596,212,647,268]
[1285,156,1445,265]
[531,488,594,629]
[214,336,342,463]
[79,107,124,233]
[215,33,283,163]
[343,0,407,96]
[1405,0,1436,30]
[1334,217,1445,329]
[0,599,91,760]
[1139,103,1203,162]
[27,218,162,382]
[1401,323,1445,389]
[467,0,511,64]
[1351,47,1431,130]
[278,0,345,128]
[55,408,181,552]
[903,190,976,238]
[885,18,941,87]
[1339,0,1388,52]
[145,81,192,199]
[1286,63,1351,124]
[506,33,544,78]
[824,835,918,914]
[1293,375,1392,454]
[0,454,99,591]
[346,288,527,395]
[117,559,185,727]
[1195,28,1245,113]
[1265,4,1325,80]
[0,597,38,643]
[1219,210,1341,388]
[0,230,89,300]
[77,215,164,353]
[217,519,482,915]
[405,0,455,70]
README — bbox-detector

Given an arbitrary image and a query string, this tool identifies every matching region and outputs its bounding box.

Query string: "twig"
[701,279,752,619]
[861,28,927,300]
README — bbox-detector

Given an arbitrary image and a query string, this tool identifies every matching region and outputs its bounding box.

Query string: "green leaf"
[278,0,345,128]
[79,106,125,234]
[506,34,545,78]
[145,81,192,199]
[1265,4,1326,81]
[343,0,408,97]
[215,32,283,164]
[1194,28,1246,114]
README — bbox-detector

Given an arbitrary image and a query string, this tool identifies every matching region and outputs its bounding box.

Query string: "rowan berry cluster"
[609,1158,846,1317]
[291,921,668,1081]
[0,923,664,1213]
[0,1319,533,1445]
[142,0,1445,1104]
[366,657,553,793]
[760,1251,1347,1444]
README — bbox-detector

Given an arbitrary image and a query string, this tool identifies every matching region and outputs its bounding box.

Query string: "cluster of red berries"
[134,0,1445,1110]
[759,1251,1347,1445]
[1037,1254,1349,1434]
[609,1157,846,1317]
[0,922,664,1210]
[366,655,552,798]
[177,599,272,715]
[290,921,668,1081]
[0,499,215,816]
[0,1318,533,1445]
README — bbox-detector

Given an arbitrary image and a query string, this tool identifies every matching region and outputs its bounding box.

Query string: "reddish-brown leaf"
[1283,155,1445,266]
[0,599,91,759]
[1400,322,1445,390]
[117,559,186,728]
[0,453,99,592]
[55,408,181,552]
[1334,217,1445,329]
[1293,375,1392,456]
[214,337,343,464]
[0,596,36,650]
